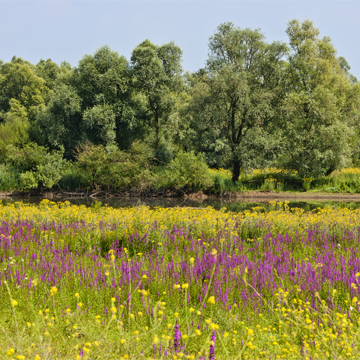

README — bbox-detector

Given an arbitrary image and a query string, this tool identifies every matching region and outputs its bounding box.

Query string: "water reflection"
[1,196,360,213]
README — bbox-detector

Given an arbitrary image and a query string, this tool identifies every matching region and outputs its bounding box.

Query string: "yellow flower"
[207,296,215,305]
[182,283,189,289]
[34,355,41,360]
[153,336,159,344]
[11,299,18,307]
[196,329,201,336]
[50,286,57,295]
[75,293,79,298]
[7,349,15,356]
[120,338,126,344]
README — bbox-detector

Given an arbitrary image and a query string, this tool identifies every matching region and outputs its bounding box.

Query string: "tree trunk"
[232,160,240,182]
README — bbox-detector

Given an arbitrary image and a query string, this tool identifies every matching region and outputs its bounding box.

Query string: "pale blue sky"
[1,0,360,77]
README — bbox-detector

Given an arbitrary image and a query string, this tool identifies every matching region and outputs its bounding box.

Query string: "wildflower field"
[2,200,360,359]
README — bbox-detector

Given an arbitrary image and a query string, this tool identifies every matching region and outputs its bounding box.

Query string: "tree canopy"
[1,19,360,184]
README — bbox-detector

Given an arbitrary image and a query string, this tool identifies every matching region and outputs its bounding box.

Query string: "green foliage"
[57,162,90,191]
[74,142,107,188]
[82,104,116,146]
[6,143,66,189]
[0,164,20,191]
[36,84,82,158]
[278,20,360,177]
[102,141,154,191]
[19,171,38,190]
[0,57,50,123]
[131,39,183,150]
[35,59,60,90]
[189,22,288,181]
[6,143,49,172]
[0,101,30,159]
[1,20,360,194]
[36,152,67,189]
[37,46,136,158]
[74,141,154,191]
[160,151,213,191]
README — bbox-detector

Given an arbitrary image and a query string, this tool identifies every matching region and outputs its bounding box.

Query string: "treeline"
[1,19,360,192]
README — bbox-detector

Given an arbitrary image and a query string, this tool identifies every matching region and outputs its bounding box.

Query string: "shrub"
[162,151,214,191]
[6,143,67,190]
[19,171,38,190]
[103,141,155,191]
[0,164,20,191]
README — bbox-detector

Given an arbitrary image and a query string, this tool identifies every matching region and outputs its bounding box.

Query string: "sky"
[1,0,360,77]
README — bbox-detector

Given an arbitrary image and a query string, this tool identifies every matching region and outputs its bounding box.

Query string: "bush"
[58,162,91,191]
[103,141,155,190]
[0,164,20,191]
[19,171,38,190]
[74,141,155,191]
[37,153,67,189]
[161,151,214,191]
[6,143,67,190]
[74,142,107,188]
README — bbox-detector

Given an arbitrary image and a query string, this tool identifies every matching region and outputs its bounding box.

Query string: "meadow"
[1,200,360,359]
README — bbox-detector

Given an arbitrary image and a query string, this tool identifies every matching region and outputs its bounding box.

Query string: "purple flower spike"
[209,330,216,360]
[174,323,180,353]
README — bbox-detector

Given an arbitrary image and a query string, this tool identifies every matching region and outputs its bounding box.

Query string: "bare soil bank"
[2,189,360,202]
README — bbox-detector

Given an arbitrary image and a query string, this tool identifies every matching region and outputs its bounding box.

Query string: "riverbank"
[3,189,360,202]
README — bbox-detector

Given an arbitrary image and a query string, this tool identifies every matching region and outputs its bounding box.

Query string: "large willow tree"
[190,22,288,181]
[278,20,360,177]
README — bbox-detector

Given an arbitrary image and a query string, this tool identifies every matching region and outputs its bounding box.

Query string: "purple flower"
[174,323,180,353]
[209,330,216,360]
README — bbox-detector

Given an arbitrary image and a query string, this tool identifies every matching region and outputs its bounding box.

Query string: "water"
[2,196,360,212]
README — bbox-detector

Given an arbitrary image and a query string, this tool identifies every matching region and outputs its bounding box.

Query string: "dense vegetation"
[1,19,360,193]
[2,200,360,359]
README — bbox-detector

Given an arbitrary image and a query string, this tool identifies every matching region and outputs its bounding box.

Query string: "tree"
[37,46,137,156]
[131,39,183,151]
[0,99,29,158]
[36,59,60,90]
[36,84,82,158]
[189,23,288,181]
[0,57,50,123]
[278,20,360,177]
